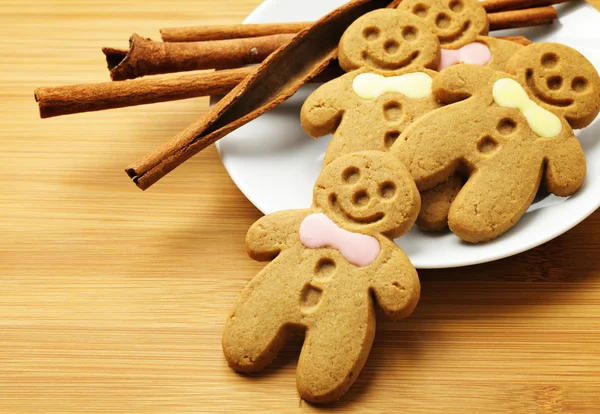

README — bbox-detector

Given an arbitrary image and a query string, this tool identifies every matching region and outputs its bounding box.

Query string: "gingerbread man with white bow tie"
[222,151,421,404]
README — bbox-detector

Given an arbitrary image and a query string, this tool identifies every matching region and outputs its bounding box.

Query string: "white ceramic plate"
[216,0,600,269]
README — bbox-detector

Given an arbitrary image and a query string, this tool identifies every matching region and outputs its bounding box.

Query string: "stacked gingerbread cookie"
[223,0,600,404]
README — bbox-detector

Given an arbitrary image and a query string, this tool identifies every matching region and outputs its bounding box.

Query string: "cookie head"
[397,0,489,49]
[506,42,600,129]
[313,151,420,238]
[338,9,440,73]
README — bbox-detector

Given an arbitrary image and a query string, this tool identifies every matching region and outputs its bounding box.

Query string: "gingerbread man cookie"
[397,0,525,231]
[397,0,524,71]
[392,43,600,243]
[222,151,421,403]
[300,9,442,165]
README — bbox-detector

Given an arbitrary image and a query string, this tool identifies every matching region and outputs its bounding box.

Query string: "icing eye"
[541,53,559,69]
[412,4,429,17]
[436,13,452,29]
[384,130,400,148]
[497,118,517,136]
[384,39,400,54]
[402,26,419,42]
[342,167,361,184]
[352,190,370,206]
[449,0,464,12]
[572,76,589,93]
[363,27,380,41]
[379,182,397,199]
[547,76,563,90]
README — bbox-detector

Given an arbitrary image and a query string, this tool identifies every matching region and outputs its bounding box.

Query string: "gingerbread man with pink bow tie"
[222,151,421,404]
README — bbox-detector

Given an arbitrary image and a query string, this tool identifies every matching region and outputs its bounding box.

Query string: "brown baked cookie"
[300,9,442,166]
[418,43,600,233]
[392,43,599,242]
[505,42,600,129]
[222,151,421,403]
[397,0,523,71]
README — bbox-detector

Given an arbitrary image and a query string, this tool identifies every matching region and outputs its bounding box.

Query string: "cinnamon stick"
[488,6,557,30]
[126,0,397,190]
[161,22,312,42]
[105,33,295,81]
[34,64,345,119]
[34,68,251,119]
[159,4,563,44]
[481,0,570,13]
[109,7,554,82]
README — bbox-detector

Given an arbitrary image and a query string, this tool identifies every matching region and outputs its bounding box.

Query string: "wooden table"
[1,1,599,412]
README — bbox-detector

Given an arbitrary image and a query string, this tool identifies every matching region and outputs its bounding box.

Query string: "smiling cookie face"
[338,9,440,73]
[313,151,420,239]
[397,0,488,49]
[505,43,600,129]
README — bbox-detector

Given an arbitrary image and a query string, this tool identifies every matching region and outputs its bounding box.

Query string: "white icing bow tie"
[299,213,380,267]
[492,78,562,138]
[352,72,433,100]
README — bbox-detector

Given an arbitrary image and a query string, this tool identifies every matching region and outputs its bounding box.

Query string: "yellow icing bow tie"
[492,78,562,138]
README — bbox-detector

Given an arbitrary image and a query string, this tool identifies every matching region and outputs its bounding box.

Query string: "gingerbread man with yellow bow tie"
[391,43,600,243]
[222,151,421,404]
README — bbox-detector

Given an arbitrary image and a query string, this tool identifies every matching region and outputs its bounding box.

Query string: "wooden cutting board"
[1,0,599,412]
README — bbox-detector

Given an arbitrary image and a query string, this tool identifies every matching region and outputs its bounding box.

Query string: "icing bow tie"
[493,78,562,138]
[439,42,492,70]
[299,213,381,267]
[352,72,433,100]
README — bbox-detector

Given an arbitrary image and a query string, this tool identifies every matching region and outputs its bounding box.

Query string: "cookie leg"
[222,266,303,373]
[417,174,463,231]
[296,302,376,403]
[448,153,543,243]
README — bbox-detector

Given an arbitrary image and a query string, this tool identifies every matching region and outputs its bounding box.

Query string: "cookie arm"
[300,75,349,138]
[544,133,586,197]
[434,64,497,104]
[481,36,524,71]
[370,247,420,321]
[246,210,306,261]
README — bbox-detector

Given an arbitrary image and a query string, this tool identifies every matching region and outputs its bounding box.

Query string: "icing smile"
[363,50,420,70]
[329,194,385,224]
[526,69,573,107]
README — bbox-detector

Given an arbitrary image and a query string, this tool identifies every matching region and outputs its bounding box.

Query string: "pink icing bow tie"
[299,213,381,267]
[439,42,492,70]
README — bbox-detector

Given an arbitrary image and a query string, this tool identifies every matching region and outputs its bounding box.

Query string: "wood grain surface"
[1,1,599,412]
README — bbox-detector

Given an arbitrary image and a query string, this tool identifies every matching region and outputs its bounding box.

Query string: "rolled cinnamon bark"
[106,33,295,81]
[34,64,345,119]
[481,0,569,13]
[159,3,564,43]
[488,6,557,30]
[126,0,397,190]
[35,68,252,119]
[109,7,554,81]
[161,22,311,42]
